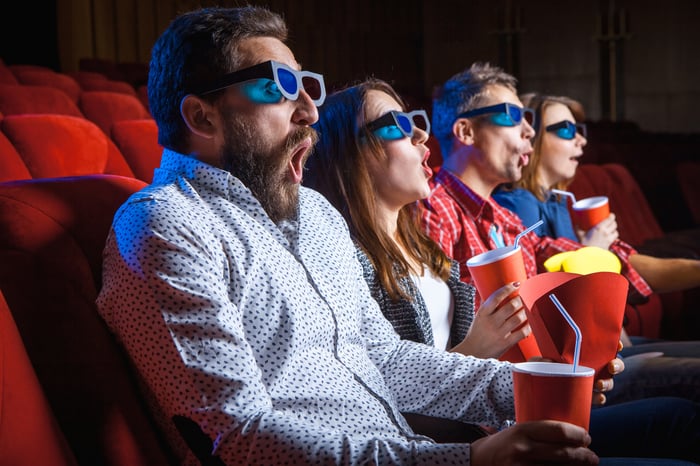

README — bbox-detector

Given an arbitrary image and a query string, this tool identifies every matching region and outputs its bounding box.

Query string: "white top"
[412,268,454,350]
[97,149,514,465]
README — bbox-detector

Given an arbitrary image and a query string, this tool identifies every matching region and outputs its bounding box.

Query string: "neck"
[375,202,400,241]
[443,154,498,200]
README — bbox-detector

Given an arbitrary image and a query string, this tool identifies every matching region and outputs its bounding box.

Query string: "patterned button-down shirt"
[420,169,652,307]
[97,150,514,465]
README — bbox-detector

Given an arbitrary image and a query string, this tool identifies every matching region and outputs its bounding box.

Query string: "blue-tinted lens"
[373,125,405,140]
[395,114,414,135]
[240,79,283,103]
[555,124,576,139]
[510,105,523,123]
[276,67,298,95]
[489,113,517,126]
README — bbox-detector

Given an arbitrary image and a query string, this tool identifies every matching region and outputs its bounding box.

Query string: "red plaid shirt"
[420,169,652,306]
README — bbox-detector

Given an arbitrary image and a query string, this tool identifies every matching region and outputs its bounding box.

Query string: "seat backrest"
[0,83,84,117]
[78,78,137,96]
[569,163,664,247]
[0,61,18,85]
[0,289,78,466]
[111,119,162,183]
[676,161,700,226]
[1,114,135,178]
[0,175,176,466]
[79,90,151,135]
[0,127,31,182]
[9,67,82,103]
[136,84,150,115]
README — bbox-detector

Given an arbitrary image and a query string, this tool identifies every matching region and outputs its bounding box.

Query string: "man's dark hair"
[148,6,287,152]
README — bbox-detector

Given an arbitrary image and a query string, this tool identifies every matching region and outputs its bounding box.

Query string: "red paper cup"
[572,196,609,230]
[467,246,540,362]
[512,362,594,430]
[467,245,526,299]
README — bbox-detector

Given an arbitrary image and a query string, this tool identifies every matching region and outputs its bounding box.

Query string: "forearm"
[629,253,700,293]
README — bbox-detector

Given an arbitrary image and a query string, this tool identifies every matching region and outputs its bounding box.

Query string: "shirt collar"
[435,168,495,220]
[155,148,261,201]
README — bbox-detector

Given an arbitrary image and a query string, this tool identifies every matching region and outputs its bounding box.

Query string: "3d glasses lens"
[276,67,299,96]
[301,76,323,101]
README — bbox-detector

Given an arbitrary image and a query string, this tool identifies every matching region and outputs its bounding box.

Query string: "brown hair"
[306,78,451,300]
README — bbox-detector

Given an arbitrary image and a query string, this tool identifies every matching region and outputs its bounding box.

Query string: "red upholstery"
[676,161,700,226]
[79,91,151,135]
[79,57,123,80]
[0,62,18,85]
[136,84,150,115]
[1,114,135,179]
[0,290,78,465]
[0,83,84,117]
[78,78,137,96]
[570,163,664,247]
[0,175,176,465]
[68,70,109,83]
[0,128,31,182]
[9,67,82,103]
[569,163,682,338]
[111,119,162,183]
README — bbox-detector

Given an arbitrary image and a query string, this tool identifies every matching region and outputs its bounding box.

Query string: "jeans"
[608,339,700,404]
[590,397,700,463]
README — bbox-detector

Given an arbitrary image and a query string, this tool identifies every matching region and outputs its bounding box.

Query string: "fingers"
[607,357,625,375]
[592,392,607,406]
[471,421,598,466]
[480,282,521,315]
[519,420,592,447]
[595,377,614,392]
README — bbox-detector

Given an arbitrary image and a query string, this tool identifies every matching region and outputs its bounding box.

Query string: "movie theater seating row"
[0,58,161,184]
[0,112,162,184]
[0,175,178,465]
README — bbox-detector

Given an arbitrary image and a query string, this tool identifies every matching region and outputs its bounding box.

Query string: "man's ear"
[180,94,217,139]
[452,117,476,146]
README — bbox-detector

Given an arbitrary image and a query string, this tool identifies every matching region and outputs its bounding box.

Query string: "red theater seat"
[79,90,151,135]
[0,289,78,465]
[0,174,176,465]
[0,61,18,85]
[111,119,162,183]
[0,127,31,182]
[9,67,82,103]
[1,114,134,179]
[676,161,700,226]
[569,163,686,339]
[77,78,137,96]
[0,83,84,117]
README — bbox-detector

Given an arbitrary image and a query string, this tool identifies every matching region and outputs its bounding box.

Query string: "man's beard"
[220,113,318,223]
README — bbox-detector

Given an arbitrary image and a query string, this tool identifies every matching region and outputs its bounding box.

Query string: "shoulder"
[493,187,537,205]
[354,245,375,277]
[300,186,352,234]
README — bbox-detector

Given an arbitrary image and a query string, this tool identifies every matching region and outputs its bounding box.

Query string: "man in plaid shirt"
[420,62,651,309]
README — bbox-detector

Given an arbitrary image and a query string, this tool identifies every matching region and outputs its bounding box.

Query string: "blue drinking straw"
[548,293,582,372]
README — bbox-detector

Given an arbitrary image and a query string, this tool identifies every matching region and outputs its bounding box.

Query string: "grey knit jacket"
[355,246,476,349]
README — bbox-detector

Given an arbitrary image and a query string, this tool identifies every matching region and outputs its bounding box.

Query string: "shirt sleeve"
[352,253,515,430]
